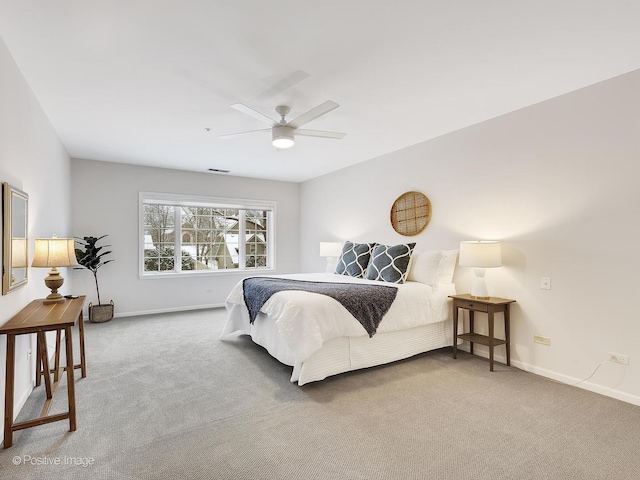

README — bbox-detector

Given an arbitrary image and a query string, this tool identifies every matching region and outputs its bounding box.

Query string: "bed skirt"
[221,303,455,385]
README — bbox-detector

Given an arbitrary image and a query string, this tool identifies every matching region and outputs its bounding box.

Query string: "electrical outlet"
[540,277,551,290]
[609,352,630,365]
[534,335,551,346]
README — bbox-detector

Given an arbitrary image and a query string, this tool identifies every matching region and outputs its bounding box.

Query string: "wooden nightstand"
[449,294,516,371]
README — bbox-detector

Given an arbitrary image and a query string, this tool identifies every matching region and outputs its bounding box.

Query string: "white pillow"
[407,250,442,286]
[437,249,459,284]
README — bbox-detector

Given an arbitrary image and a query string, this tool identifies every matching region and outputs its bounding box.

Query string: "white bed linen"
[221,273,455,367]
[293,322,454,385]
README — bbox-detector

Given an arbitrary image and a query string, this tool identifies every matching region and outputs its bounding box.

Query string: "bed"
[220,244,458,385]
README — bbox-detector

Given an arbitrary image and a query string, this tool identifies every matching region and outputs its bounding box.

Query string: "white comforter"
[222,273,455,364]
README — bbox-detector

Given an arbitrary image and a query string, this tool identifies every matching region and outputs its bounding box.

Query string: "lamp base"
[325,257,338,273]
[470,268,491,300]
[43,293,66,305]
[42,267,66,304]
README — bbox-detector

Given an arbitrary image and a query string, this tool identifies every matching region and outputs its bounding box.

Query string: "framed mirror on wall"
[2,182,29,294]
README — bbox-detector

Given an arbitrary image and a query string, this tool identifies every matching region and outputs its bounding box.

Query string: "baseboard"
[457,345,640,407]
[512,360,640,407]
[111,303,225,318]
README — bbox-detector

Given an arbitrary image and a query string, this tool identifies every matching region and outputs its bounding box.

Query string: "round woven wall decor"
[390,191,432,236]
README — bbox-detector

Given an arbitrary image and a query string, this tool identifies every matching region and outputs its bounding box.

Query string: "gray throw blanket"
[243,277,398,337]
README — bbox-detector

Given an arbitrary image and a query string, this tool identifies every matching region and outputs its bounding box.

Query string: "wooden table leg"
[53,330,62,382]
[4,333,16,449]
[505,306,511,366]
[469,311,475,356]
[488,307,495,372]
[35,336,42,387]
[77,311,86,378]
[452,303,458,359]
[37,332,53,400]
[64,326,77,432]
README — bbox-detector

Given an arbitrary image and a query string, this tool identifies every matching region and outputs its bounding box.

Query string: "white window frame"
[139,192,276,278]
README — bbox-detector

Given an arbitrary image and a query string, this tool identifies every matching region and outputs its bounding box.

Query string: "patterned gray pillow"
[365,243,416,284]
[335,241,375,278]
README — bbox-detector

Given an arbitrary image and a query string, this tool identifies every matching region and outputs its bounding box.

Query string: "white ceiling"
[1,1,639,182]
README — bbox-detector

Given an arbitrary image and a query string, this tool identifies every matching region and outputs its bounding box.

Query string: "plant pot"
[89,300,114,323]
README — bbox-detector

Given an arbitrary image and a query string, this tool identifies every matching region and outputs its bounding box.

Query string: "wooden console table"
[1,296,86,448]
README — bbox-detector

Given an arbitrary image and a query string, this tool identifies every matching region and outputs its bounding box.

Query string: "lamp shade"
[319,242,343,257]
[459,241,501,268]
[32,236,79,268]
[11,237,28,268]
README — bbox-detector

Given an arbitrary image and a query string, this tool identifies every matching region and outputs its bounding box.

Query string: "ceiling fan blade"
[288,100,339,128]
[295,129,346,139]
[218,128,270,139]
[230,103,277,125]
[255,70,310,101]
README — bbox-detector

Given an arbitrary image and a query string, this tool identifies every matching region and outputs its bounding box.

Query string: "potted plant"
[75,235,115,323]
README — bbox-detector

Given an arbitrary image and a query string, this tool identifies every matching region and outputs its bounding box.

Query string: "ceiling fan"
[219,100,345,149]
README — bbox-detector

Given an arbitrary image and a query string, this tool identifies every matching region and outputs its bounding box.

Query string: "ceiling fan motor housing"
[272,125,295,148]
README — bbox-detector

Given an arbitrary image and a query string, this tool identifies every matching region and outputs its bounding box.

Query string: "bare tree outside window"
[245,209,268,268]
[144,205,175,272]
[180,207,241,270]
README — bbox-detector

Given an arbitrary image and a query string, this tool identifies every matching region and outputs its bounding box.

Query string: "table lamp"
[319,242,343,273]
[459,240,501,299]
[31,234,79,304]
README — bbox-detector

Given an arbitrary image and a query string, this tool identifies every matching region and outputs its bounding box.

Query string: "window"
[140,192,275,276]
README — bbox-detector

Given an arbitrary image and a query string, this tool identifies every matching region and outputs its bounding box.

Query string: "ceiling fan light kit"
[221,100,345,149]
[272,125,295,149]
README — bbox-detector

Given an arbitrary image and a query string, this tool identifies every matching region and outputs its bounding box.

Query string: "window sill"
[138,268,276,280]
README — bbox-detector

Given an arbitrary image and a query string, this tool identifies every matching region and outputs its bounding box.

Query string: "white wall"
[300,69,640,405]
[70,159,300,316]
[0,36,73,441]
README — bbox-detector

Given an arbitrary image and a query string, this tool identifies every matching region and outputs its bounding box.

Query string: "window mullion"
[175,207,182,272]
[238,209,246,270]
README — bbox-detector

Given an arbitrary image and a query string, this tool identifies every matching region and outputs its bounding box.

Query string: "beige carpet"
[1,308,639,479]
